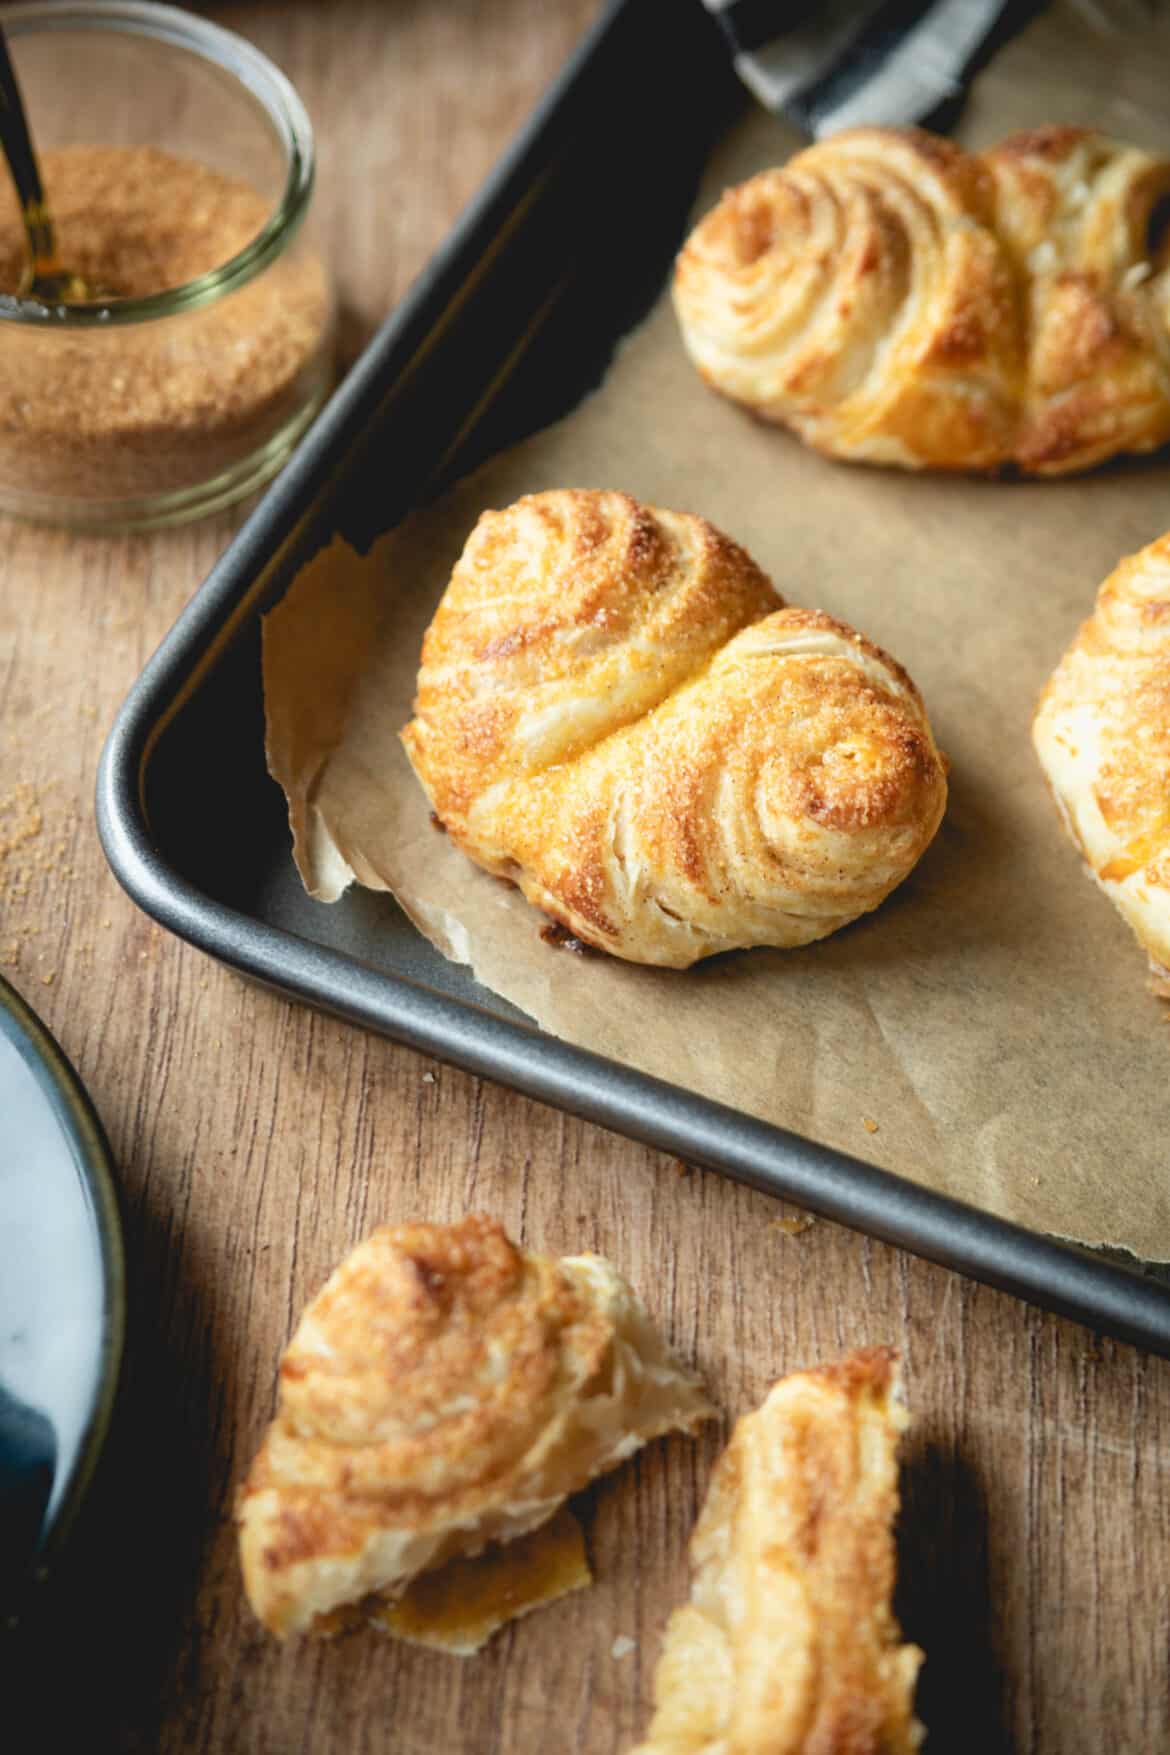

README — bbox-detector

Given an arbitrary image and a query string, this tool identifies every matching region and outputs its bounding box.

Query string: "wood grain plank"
[4,4,1170,1753]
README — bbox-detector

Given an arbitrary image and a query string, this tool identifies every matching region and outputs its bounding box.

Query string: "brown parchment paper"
[263,2,1170,1259]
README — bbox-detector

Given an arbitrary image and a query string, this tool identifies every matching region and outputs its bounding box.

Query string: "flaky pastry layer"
[632,1348,923,1755]
[401,490,947,966]
[674,125,1170,476]
[1034,530,1170,992]
[237,1215,713,1637]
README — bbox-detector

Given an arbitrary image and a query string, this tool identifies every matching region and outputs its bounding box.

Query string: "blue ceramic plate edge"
[0,972,125,1571]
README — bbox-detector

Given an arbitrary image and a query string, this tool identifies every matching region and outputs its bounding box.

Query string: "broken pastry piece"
[632,1348,923,1755]
[237,1215,714,1643]
[1033,531,1170,998]
[402,490,948,967]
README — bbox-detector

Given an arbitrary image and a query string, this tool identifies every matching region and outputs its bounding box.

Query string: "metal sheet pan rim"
[95,747,1170,1354]
[95,0,1170,1356]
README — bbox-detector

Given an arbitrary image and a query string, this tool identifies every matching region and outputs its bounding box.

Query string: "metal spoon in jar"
[0,22,104,304]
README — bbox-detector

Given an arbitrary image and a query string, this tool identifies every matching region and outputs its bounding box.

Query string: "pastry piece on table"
[631,1347,923,1755]
[673,124,1170,476]
[1033,531,1170,998]
[401,490,947,968]
[237,1215,714,1644]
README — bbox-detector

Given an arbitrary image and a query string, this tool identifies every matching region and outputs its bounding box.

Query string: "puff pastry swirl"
[401,491,947,967]
[237,1215,713,1637]
[1033,532,1170,995]
[674,125,1170,475]
[632,1348,923,1755]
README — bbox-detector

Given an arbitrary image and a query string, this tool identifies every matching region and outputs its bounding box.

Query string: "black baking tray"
[97,0,1170,1355]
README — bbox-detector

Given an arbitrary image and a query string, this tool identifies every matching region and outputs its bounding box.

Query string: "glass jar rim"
[0,0,315,329]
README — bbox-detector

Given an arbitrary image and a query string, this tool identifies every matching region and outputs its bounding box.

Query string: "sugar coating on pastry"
[631,1348,923,1755]
[237,1215,714,1638]
[401,490,947,968]
[1033,531,1170,996]
[673,125,1170,476]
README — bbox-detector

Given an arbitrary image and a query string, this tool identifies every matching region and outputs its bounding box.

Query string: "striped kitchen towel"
[701,0,1020,137]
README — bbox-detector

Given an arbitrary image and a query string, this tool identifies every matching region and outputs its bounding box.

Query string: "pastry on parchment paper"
[401,490,947,968]
[674,125,1170,476]
[1033,531,1170,998]
[631,1347,923,1755]
[237,1215,714,1647]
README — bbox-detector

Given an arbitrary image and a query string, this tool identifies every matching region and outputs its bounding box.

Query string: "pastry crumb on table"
[769,1209,817,1238]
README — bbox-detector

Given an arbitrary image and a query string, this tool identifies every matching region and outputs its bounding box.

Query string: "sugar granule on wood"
[0,146,332,503]
[0,781,45,906]
[0,782,78,967]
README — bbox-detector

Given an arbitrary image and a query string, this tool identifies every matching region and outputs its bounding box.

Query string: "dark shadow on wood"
[333,295,380,379]
[896,1436,1014,1754]
[4,1177,228,1744]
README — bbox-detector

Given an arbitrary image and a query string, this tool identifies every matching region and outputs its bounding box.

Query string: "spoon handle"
[0,24,55,267]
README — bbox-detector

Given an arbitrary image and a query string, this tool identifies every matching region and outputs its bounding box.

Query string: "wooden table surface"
[5,3,1169,1750]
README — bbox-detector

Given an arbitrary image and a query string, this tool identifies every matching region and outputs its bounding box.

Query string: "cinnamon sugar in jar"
[0,4,334,529]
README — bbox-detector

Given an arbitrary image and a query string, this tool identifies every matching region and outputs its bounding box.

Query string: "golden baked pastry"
[673,125,1170,475]
[632,1348,923,1755]
[401,490,947,967]
[237,1215,714,1640]
[1033,531,1170,996]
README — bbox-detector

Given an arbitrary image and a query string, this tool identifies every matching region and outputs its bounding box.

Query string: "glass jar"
[0,2,335,529]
